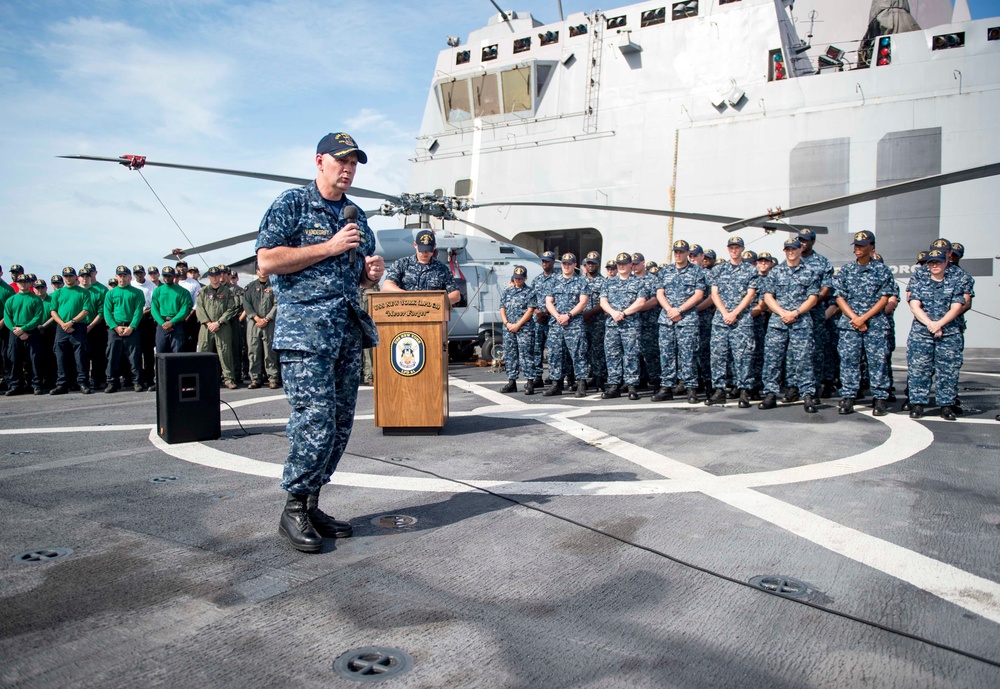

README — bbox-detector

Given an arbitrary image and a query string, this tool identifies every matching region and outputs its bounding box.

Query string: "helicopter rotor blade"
[469,200,738,225]
[164,231,259,260]
[723,162,1000,232]
[58,154,400,203]
[449,217,514,243]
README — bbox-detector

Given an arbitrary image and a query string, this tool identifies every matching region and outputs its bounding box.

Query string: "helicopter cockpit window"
[472,73,501,117]
[501,67,531,113]
[442,79,472,122]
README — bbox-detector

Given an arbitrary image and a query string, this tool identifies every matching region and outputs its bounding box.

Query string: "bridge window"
[442,79,472,122]
[501,66,531,112]
[472,73,501,117]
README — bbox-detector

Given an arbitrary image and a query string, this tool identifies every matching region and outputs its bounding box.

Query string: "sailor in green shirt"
[0,263,14,392]
[49,267,93,394]
[79,266,109,390]
[4,275,45,395]
[34,279,58,389]
[151,266,194,353]
[103,266,147,393]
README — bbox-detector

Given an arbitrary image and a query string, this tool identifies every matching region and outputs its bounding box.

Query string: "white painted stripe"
[0,424,153,435]
[892,365,1000,379]
[707,486,1000,625]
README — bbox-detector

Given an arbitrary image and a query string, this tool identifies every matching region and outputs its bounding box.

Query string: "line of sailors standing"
[0,260,283,396]
[498,228,975,420]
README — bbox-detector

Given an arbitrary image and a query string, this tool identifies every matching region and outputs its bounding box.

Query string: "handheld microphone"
[344,205,359,264]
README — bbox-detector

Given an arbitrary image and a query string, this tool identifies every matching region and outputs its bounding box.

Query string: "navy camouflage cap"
[175,260,189,268]
[107,278,118,287]
[161,266,176,277]
[512,265,527,278]
[648,265,660,274]
[540,251,556,261]
[797,228,817,241]
[560,252,577,263]
[631,252,645,263]
[672,239,690,252]
[62,266,77,277]
[742,250,758,262]
[26,273,36,282]
[605,260,616,269]
[757,251,773,261]
[583,251,600,265]
[9,264,24,273]
[782,238,802,250]
[83,262,96,272]
[415,229,436,249]
[688,243,703,256]
[871,252,884,263]
[916,251,929,264]
[925,249,948,263]
[727,236,744,247]
[78,266,92,276]
[14,274,30,283]
[930,238,952,252]
[206,266,223,276]
[316,132,368,164]
[615,252,632,264]
[51,274,64,284]
[704,249,717,260]
[852,230,875,246]
[147,265,159,274]
[951,242,964,257]
[116,265,131,275]
[33,279,46,289]
[132,264,145,273]
[646,261,658,269]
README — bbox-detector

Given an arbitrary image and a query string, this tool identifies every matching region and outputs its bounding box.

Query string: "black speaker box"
[156,353,221,444]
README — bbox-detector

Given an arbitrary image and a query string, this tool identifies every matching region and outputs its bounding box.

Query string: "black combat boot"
[306,492,353,539]
[627,385,640,401]
[687,389,699,404]
[533,376,544,388]
[652,387,673,402]
[500,380,517,393]
[705,388,726,406]
[575,380,587,398]
[803,393,818,414]
[750,387,762,402]
[953,397,964,415]
[672,383,687,395]
[782,387,800,404]
[872,398,888,417]
[758,393,777,410]
[940,405,956,421]
[838,397,854,415]
[279,493,323,553]
[525,379,535,395]
[738,389,751,408]
[601,384,621,399]
[543,382,563,397]
[726,386,739,399]
[49,385,68,395]
[909,404,924,419]
[901,398,911,412]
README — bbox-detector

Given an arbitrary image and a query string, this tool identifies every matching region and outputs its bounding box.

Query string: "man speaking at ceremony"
[255,132,385,553]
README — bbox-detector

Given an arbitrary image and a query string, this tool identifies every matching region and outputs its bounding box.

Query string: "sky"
[2,0,999,283]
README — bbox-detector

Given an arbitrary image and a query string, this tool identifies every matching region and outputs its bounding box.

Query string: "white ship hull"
[410,0,999,348]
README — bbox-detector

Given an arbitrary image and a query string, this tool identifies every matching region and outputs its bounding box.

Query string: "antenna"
[807,9,818,41]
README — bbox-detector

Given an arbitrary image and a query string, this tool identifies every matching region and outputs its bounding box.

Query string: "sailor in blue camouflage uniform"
[872,252,901,402]
[798,228,837,396]
[544,253,591,397]
[706,238,758,405]
[581,251,606,392]
[631,253,662,392]
[832,230,895,416]
[758,238,822,413]
[691,246,716,394]
[383,230,461,305]
[600,252,647,400]
[530,251,557,386]
[256,132,384,553]
[499,265,537,394]
[906,249,967,420]
[652,240,705,404]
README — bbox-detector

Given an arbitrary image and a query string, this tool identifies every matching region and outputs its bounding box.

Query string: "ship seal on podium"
[390,331,426,377]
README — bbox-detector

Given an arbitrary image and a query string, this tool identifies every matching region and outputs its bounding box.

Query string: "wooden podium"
[369,291,450,433]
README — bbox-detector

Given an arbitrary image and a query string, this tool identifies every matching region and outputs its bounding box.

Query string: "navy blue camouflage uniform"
[656,263,706,390]
[636,272,661,384]
[546,274,590,381]
[583,274,606,382]
[602,276,644,385]
[709,261,758,389]
[499,284,536,381]
[833,259,895,400]
[256,182,377,496]
[384,255,458,293]
[531,272,556,379]
[801,251,836,386]
[906,270,966,406]
[761,263,821,395]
